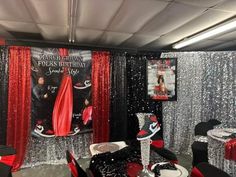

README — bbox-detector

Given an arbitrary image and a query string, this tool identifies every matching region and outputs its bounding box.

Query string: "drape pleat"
[7,46,31,170]
[0,47,8,145]
[110,53,127,141]
[92,51,110,143]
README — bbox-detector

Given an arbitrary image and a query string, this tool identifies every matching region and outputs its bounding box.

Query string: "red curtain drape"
[52,48,73,136]
[7,46,31,171]
[92,51,110,143]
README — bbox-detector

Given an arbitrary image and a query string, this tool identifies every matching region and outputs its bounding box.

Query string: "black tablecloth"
[89,140,167,177]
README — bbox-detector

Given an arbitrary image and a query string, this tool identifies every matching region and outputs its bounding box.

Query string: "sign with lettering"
[31,48,92,137]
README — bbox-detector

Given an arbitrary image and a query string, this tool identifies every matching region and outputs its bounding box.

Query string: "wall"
[161,52,236,153]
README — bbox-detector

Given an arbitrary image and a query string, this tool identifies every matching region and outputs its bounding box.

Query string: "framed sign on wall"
[147,58,177,101]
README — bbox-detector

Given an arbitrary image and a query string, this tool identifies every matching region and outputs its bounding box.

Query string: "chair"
[66,150,87,177]
[191,122,213,167]
[150,134,178,164]
[207,119,221,127]
[191,162,231,177]
[0,145,16,177]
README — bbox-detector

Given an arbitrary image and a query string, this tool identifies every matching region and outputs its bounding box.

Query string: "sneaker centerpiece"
[136,114,160,141]
[74,80,91,89]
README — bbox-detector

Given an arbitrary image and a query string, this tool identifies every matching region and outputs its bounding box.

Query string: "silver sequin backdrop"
[160,52,236,154]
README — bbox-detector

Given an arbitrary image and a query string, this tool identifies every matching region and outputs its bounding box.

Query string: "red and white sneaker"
[34,125,55,138]
[74,80,91,89]
[137,114,160,141]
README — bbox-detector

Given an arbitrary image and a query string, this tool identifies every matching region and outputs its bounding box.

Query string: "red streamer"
[7,46,31,171]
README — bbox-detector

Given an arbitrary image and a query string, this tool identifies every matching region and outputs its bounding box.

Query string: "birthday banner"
[31,48,92,138]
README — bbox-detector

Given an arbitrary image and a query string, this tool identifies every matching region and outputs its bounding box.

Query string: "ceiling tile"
[144,9,235,49]
[175,0,225,8]
[143,36,170,49]
[75,28,104,44]
[121,34,159,48]
[77,0,123,30]
[138,2,206,36]
[0,21,39,33]
[0,0,33,22]
[207,40,236,50]
[0,27,14,38]
[183,39,223,50]
[37,24,67,41]
[25,0,68,26]
[214,31,236,41]
[108,0,169,33]
[213,0,236,13]
[98,32,132,46]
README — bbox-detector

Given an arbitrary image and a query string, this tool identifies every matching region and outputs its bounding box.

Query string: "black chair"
[191,162,231,177]
[208,119,221,127]
[66,150,87,177]
[0,145,16,177]
[191,122,213,166]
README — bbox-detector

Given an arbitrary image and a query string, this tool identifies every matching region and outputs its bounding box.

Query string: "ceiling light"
[173,17,236,49]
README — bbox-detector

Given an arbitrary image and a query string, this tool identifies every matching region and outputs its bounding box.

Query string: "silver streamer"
[23,133,92,168]
[160,52,236,154]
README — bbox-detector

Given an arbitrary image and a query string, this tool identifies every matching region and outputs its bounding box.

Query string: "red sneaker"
[137,114,160,141]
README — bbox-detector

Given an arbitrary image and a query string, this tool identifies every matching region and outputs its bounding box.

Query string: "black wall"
[110,53,163,141]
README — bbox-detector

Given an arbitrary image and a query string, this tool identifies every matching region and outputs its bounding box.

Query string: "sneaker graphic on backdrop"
[74,80,91,89]
[34,125,55,138]
[137,114,160,141]
[67,127,80,136]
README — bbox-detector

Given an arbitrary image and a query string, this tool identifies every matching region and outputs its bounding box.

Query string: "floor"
[13,154,192,177]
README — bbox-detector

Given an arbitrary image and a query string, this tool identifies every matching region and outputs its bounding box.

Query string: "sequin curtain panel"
[126,54,163,140]
[160,52,236,154]
[110,53,127,141]
[7,46,31,171]
[92,51,110,143]
[23,133,92,167]
[0,47,8,145]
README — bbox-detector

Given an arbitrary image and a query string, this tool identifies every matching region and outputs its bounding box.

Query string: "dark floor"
[13,154,192,177]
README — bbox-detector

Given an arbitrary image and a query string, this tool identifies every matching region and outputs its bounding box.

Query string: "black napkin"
[152,162,177,177]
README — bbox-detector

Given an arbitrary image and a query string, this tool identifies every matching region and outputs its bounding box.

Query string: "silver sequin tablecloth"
[208,129,236,177]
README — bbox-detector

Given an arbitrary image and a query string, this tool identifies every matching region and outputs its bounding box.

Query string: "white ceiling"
[0,0,235,51]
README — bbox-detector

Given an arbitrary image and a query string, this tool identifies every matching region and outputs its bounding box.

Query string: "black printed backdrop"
[31,48,92,136]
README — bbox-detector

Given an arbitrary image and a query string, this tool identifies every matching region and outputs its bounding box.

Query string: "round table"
[89,141,127,156]
[207,128,236,176]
